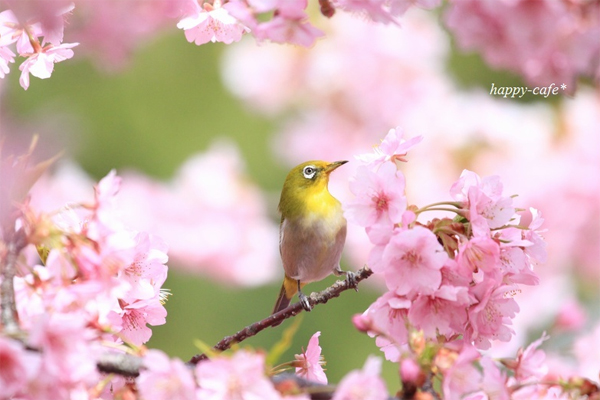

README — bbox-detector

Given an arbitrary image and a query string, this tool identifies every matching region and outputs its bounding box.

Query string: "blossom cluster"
[0,146,168,398]
[348,128,546,353]
[29,142,279,286]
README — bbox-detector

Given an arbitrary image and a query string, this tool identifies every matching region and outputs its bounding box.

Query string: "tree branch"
[189,265,373,364]
[96,352,144,378]
[0,228,26,334]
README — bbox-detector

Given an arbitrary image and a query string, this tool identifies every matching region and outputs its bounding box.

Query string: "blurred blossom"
[332,356,387,400]
[444,0,600,89]
[30,141,279,286]
[573,321,600,381]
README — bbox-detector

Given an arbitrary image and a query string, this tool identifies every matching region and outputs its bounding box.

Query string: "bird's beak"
[325,160,348,174]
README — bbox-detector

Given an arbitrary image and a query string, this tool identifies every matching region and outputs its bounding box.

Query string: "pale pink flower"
[0,46,15,78]
[466,281,520,349]
[479,357,509,400]
[27,313,97,383]
[18,42,79,90]
[355,127,423,167]
[196,350,281,400]
[355,291,411,362]
[441,344,482,400]
[118,232,168,301]
[119,297,167,346]
[573,322,600,381]
[512,332,549,382]
[332,356,387,400]
[137,350,196,400]
[255,16,324,47]
[381,226,448,296]
[553,300,587,332]
[450,170,515,230]
[0,337,28,397]
[408,285,470,339]
[177,0,249,45]
[345,162,407,244]
[335,0,395,24]
[295,331,327,384]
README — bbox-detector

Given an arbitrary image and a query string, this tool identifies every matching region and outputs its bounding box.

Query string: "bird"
[272,160,355,317]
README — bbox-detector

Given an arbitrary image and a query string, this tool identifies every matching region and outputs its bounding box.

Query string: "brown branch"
[97,352,144,378]
[1,228,26,334]
[189,266,373,364]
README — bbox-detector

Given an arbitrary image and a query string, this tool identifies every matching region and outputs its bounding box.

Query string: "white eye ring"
[303,166,317,179]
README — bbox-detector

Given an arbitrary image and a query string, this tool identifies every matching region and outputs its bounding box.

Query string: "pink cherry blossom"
[18,42,79,90]
[456,236,500,276]
[479,357,509,400]
[408,285,470,339]
[466,281,520,349]
[332,356,387,400]
[355,127,423,167]
[137,349,196,400]
[441,344,482,400]
[196,350,282,400]
[354,291,411,362]
[0,46,15,78]
[0,337,29,397]
[512,332,549,382]
[345,162,407,244]
[177,0,249,45]
[119,297,167,346]
[295,331,327,384]
[450,171,516,230]
[381,226,448,296]
[255,15,324,47]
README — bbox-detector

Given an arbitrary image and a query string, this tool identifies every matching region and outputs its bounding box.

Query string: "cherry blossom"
[295,331,327,384]
[137,350,197,400]
[18,42,79,90]
[177,0,249,45]
[381,225,448,296]
[196,350,282,400]
[332,356,387,400]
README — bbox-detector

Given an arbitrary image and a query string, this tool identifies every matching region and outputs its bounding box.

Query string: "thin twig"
[0,228,26,334]
[189,266,373,364]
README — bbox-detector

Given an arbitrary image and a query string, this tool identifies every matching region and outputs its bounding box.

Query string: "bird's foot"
[334,267,358,291]
[345,271,358,292]
[298,291,312,312]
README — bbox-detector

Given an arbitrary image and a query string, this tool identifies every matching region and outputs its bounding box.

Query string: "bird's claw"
[346,271,358,292]
[298,292,312,312]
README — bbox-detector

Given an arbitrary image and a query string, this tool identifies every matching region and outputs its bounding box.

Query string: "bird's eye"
[303,166,317,179]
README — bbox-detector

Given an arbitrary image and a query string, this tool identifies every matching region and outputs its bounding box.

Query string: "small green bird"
[272,160,354,316]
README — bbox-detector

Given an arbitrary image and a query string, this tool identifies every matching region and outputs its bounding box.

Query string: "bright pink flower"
[381,226,448,296]
[408,285,470,339]
[512,332,549,382]
[332,356,387,400]
[355,127,423,167]
[466,281,520,349]
[177,0,249,45]
[18,42,78,90]
[441,344,482,400]
[0,337,28,397]
[295,331,327,384]
[196,350,281,400]
[119,297,167,346]
[137,350,196,400]
[255,16,324,47]
[345,162,407,244]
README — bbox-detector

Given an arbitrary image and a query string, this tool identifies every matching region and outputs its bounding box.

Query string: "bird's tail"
[272,275,298,316]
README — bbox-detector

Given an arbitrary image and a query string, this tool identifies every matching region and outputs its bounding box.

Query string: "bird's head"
[279,160,348,217]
